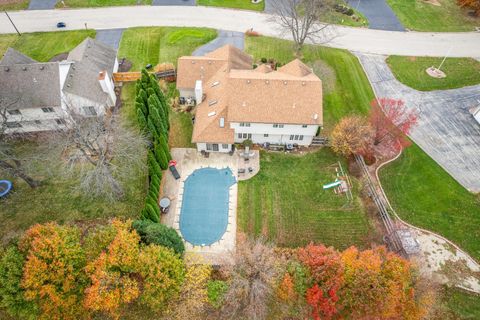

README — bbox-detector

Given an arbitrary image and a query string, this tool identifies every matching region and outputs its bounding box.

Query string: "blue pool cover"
[180,167,236,246]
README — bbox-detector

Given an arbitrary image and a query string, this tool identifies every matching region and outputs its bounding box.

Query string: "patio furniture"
[238,168,246,174]
[168,160,181,180]
[248,167,254,173]
[159,197,171,214]
[0,180,13,199]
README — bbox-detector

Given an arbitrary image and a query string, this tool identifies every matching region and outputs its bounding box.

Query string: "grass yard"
[118,27,217,71]
[245,36,374,133]
[0,30,96,61]
[387,55,480,91]
[0,143,147,246]
[386,0,480,31]
[197,0,264,11]
[379,144,480,261]
[238,150,373,249]
[57,0,151,8]
[439,288,480,319]
[0,0,28,10]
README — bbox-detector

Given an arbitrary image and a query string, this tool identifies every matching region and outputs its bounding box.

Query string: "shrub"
[207,280,228,309]
[132,220,185,256]
[260,57,267,63]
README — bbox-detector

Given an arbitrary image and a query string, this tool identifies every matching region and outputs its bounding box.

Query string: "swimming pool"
[179,167,236,246]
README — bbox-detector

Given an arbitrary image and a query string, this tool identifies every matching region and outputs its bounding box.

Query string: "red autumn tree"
[297,244,343,320]
[458,0,480,16]
[19,223,87,320]
[369,98,418,152]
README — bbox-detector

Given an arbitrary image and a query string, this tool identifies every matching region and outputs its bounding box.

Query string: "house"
[0,37,118,134]
[176,45,323,153]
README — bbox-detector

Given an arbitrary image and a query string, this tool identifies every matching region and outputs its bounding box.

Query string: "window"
[238,133,242,139]
[274,124,284,128]
[83,106,97,116]
[206,144,212,151]
[299,135,304,141]
[289,135,304,141]
[290,135,294,140]
[55,119,66,125]
[222,144,229,149]
[279,124,284,128]
[41,107,54,113]
[302,124,308,128]
[240,122,250,127]
[264,134,269,137]
[213,144,219,152]
[6,122,22,128]
[7,109,21,115]
[240,133,252,139]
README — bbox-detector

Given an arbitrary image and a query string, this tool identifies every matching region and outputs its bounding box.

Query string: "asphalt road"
[346,0,404,31]
[192,30,244,56]
[2,6,480,57]
[356,53,480,192]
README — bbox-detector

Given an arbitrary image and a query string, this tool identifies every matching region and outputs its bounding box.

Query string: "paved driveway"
[193,30,245,56]
[95,28,124,50]
[356,53,480,192]
[347,0,404,31]
[152,0,195,5]
[28,0,57,10]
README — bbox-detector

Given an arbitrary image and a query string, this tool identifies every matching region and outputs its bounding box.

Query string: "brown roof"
[183,47,323,144]
[176,45,252,90]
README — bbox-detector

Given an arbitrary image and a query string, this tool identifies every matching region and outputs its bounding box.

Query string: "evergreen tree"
[149,106,167,138]
[148,151,162,177]
[147,117,161,141]
[158,135,172,161]
[135,101,148,118]
[138,89,149,109]
[144,203,160,223]
[136,108,147,130]
[156,147,169,170]
[141,69,150,86]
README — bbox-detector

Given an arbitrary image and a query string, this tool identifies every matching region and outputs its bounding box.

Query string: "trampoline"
[0,180,13,198]
[179,167,236,246]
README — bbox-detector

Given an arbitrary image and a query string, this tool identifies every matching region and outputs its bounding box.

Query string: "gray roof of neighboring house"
[62,60,109,105]
[63,37,117,105]
[0,62,61,110]
[0,48,37,66]
[67,37,117,74]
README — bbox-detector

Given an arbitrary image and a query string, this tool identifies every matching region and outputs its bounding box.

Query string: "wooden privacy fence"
[113,63,176,83]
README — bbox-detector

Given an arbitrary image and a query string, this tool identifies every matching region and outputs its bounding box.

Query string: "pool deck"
[160,148,259,264]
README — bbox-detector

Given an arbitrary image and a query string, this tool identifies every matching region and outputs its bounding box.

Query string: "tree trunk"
[0,160,41,188]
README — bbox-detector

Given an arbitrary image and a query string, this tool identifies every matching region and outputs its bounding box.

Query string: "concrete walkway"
[346,0,404,31]
[192,29,245,56]
[356,52,480,192]
[2,6,480,57]
[152,0,195,6]
[95,28,124,50]
[28,0,56,10]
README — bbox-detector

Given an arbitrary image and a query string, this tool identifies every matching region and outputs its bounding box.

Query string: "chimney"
[98,70,116,106]
[195,80,203,104]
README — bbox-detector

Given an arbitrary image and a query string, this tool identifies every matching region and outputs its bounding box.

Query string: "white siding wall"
[62,93,108,117]
[4,106,67,134]
[179,88,195,100]
[230,122,318,146]
[196,142,232,153]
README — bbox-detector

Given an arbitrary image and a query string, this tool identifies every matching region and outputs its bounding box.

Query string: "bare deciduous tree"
[0,97,41,188]
[49,107,147,201]
[221,238,280,320]
[269,0,335,54]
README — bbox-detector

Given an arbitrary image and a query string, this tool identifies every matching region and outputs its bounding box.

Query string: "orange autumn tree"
[19,223,87,320]
[458,0,480,16]
[281,244,434,320]
[83,219,141,319]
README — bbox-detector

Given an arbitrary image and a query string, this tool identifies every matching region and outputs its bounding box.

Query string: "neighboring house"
[0,37,118,134]
[176,45,323,153]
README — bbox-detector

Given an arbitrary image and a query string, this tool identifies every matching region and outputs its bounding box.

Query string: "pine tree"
[138,89,149,108]
[135,101,148,118]
[136,108,147,130]
[148,151,162,177]
[147,117,161,141]
[149,107,167,138]
[144,203,160,223]
[156,147,169,170]
[141,69,150,86]
[158,135,172,161]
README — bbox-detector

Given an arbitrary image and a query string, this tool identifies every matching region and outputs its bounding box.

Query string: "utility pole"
[4,11,21,36]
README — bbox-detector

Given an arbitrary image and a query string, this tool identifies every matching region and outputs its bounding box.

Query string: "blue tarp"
[180,167,236,246]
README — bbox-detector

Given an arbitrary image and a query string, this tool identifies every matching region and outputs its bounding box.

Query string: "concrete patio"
[160,148,259,264]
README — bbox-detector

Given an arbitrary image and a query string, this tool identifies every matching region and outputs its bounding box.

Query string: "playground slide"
[323,180,342,190]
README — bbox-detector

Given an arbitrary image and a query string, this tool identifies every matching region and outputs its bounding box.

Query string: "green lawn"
[386,0,480,31]
[118,27,217,71]
[57,0,151,8]
[0,0,28,11]
[438,287,480,319]
[387,56,480,91]
[238,150,374,249]
[245,36,374,133]
[0,143,146,246]
[0,30,96,62]
[197,0,264,11]
[379,144,480,261]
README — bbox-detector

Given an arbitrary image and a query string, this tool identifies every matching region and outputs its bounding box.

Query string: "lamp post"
[4,11,21,36]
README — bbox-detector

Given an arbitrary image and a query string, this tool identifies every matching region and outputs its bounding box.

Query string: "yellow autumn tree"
[330,115,374,157]
[19,223,87,320]
[83,219,141,319]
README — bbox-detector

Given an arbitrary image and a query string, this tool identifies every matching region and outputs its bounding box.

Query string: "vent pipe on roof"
[220,117,225,128]
[208,111,216,117]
